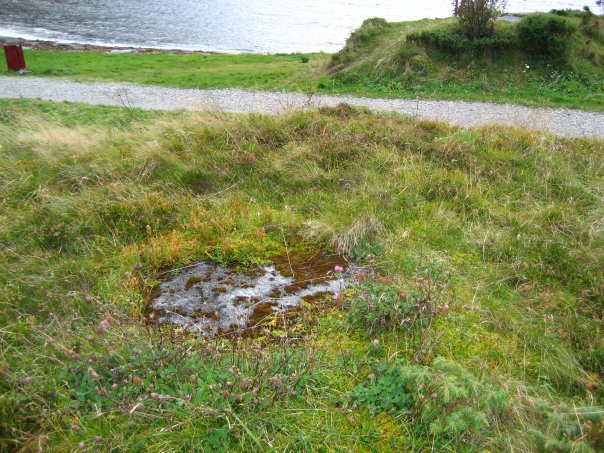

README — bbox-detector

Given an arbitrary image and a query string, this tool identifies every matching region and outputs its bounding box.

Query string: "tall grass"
[0,99,603,451]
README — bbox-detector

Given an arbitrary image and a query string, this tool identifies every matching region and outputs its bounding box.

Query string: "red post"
[4,45,26,71]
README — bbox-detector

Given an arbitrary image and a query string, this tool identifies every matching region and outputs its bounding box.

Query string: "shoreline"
[0,37,220,55]
[0,13,523,55]
[0,14,529,56]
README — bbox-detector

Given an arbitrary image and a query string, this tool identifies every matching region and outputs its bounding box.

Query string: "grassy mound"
[322,11,604,110]
[0,99,603,451]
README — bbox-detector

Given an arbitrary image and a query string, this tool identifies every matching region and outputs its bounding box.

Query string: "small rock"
[108,49,139,54]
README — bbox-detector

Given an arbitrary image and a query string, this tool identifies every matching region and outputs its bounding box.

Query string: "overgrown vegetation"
[0,99,603,451]
[329,17,394,67]
[407,25,516,52]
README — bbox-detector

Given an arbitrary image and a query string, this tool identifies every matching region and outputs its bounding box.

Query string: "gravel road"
[1,76,603,139]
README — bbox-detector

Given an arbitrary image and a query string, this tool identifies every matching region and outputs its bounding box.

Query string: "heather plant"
[348,259,451,336]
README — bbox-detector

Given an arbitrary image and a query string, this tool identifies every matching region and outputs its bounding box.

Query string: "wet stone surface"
[150,254,366,335]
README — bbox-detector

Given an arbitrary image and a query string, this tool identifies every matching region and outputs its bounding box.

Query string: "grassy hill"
[320,10,604,109]
[0,99,603,451]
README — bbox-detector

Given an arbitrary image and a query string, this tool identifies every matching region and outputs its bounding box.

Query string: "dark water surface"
[0,0,598,53]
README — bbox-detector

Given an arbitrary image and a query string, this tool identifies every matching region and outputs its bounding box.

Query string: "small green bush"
[350,358,510,446]
[362,17,389,28]
[457,0,507,38]
[518,14,577,57]
[408,27,469,52]
[407,26,516,53]
[550,8,585,17]
[395,44,421,64]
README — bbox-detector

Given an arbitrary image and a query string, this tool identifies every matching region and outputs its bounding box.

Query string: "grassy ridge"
[2,11,603,110]
[0,99,603,451]
[325,12,604,110]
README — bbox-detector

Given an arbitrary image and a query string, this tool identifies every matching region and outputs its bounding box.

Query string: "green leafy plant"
[518,14,577,57]
[456,0,507,38]
[350,357,510,447]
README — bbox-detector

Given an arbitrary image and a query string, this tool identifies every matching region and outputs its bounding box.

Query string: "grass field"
[0,98,603,451]
[9,51,327,92]
[3,11,603,111]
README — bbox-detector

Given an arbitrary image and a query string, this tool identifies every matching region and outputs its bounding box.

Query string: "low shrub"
[456,0,507,38]
[394,44,422,64]
[518,14,577,57]
[360,17,389,29]
[407,26,516,53]
[348,260,451,335]
[550,8,584,17]
[407,27,466,52]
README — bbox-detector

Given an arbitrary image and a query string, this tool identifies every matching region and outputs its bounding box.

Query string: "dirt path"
[1,76,603,139]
